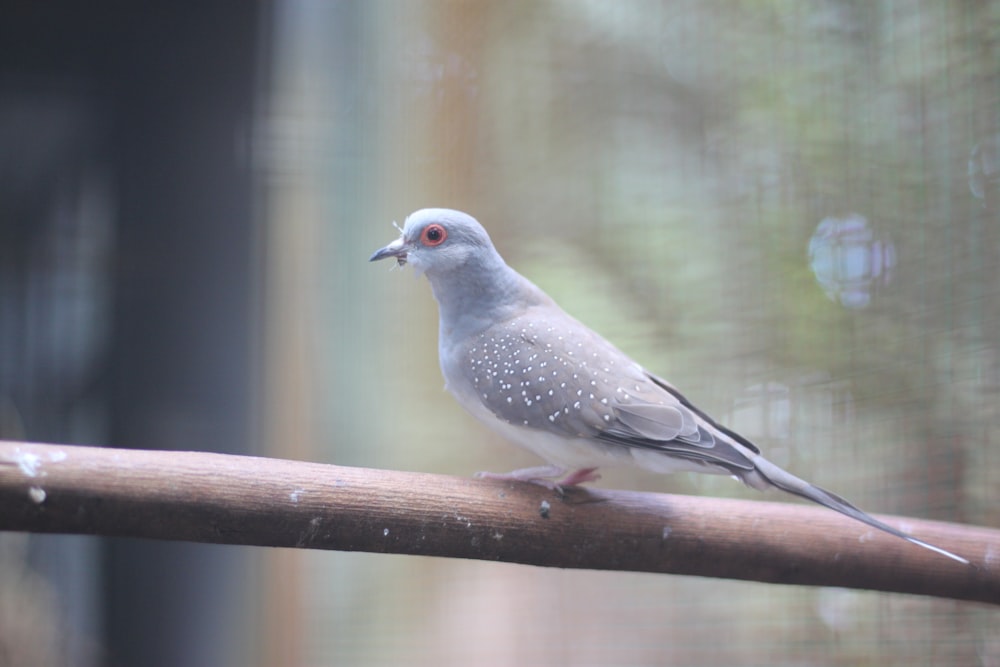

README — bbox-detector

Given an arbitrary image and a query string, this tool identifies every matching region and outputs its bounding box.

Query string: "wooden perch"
[0,440,997,605]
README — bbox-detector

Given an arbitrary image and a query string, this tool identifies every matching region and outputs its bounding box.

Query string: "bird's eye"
[420,223,447,247]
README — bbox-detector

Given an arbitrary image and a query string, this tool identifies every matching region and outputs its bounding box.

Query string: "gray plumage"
[370,208,967,563]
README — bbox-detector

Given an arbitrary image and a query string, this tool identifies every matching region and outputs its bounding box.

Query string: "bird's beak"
[369,237,408,266]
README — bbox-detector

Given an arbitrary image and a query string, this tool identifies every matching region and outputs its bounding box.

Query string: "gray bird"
[370,208,967,563]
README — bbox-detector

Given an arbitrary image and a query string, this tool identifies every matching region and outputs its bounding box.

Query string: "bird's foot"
[475,465,567,487]
[475,466,601,494]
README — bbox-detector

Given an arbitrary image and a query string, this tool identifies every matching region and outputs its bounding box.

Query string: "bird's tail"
[749,455,968,564]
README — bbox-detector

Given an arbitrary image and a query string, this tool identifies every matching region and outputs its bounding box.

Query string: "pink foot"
[557,467,601,486]
[475,465,566,489]
[475,466,601,494]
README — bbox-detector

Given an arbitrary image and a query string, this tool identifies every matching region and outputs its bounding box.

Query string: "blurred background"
[1,1,998,665]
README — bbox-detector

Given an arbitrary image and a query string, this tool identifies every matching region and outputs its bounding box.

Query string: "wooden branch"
[1,440,997,605]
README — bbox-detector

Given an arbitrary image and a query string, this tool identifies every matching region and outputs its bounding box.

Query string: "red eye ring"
[420,223,447,247]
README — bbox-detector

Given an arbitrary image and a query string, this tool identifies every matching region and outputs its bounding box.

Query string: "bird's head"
[369,208,496,278]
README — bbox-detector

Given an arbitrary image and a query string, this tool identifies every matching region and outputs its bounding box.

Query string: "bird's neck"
[426,254,546,344]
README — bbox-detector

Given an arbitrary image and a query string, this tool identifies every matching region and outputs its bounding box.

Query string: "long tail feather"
[752,456,968,564]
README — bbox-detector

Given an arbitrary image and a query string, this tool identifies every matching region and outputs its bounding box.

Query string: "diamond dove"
[370,208,967,563]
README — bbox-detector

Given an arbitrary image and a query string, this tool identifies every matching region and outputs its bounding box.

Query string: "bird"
[370,208,968,564]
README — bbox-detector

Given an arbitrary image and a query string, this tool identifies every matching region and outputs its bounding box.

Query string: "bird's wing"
[462,311,759,472]
[600,383,759,472]
[637,371,762,454]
